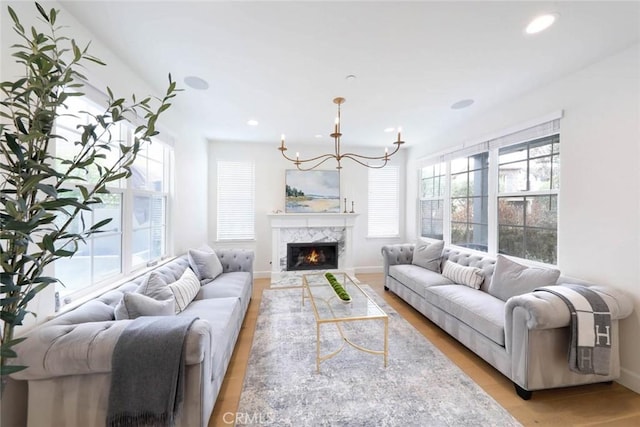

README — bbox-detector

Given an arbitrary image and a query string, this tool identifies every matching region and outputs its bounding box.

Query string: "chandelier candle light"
[278,97,404,170]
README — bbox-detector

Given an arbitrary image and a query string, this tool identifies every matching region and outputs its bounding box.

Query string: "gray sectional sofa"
[382,241,633,399]
[7,247,254,427]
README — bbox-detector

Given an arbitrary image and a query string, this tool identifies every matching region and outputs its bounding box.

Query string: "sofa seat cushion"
[389,264,454,297]
[197,272,251,300]
[181,297,242,381]
[425,285,506,346]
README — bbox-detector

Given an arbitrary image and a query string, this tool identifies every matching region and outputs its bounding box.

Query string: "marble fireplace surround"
[268,213,358,283]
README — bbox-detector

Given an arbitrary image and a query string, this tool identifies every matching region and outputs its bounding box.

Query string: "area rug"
[236,286,522,426]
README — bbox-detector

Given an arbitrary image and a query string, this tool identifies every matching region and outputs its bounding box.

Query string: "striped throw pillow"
[168,267,201,313]
[442,261,484,290]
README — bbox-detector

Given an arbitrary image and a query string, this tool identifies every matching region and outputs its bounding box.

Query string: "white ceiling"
[58,1,640,151]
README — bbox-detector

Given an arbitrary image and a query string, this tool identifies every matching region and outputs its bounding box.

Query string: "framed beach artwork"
[285,170,340,213]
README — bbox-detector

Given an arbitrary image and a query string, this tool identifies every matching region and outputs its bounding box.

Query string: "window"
[368,165,399,237]
[419,162,445,240]
[217,161,255,240]
[54,192,123,294]
[450,152,489,251]
[54,95,172,300]
[417,115,561,264]
[497,135,559,263]
[130,138,169,267]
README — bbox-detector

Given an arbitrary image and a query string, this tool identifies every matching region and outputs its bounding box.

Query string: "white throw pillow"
[135,271,173,301]
[188,248,223,281]
[488,255,561,301]
[168,268,201,313]
[114,292,175,320]
[412,239,444,272]
[442,261,484,290]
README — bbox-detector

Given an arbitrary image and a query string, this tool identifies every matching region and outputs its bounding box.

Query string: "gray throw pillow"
[135,271,173,301]
[114,292,175,320]
[488,255,561,301]
[188,248,223,281]
[411,239,444,272]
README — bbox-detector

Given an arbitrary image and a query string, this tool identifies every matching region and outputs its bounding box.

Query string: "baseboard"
[254,270,272,279]
[354,266,383,274]
[618,367,640,394]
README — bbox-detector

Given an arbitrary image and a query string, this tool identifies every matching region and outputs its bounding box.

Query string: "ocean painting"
[285,170,340,213]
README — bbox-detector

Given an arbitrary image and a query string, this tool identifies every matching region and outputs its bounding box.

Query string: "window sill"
[54,256,178,317]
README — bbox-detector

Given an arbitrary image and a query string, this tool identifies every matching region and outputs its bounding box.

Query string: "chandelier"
[278,97,404,170]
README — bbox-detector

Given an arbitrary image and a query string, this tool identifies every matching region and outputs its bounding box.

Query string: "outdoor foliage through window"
[498,135,559,263]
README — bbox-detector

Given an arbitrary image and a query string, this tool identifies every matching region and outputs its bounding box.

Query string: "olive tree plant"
[0,2,179,376]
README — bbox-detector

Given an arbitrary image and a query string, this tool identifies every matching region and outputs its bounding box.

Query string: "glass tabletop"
[302,272,387,322]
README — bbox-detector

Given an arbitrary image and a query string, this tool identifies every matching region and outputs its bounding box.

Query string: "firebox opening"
[287,242,338,271]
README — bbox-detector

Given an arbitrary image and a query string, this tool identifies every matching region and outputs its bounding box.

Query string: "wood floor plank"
[209,274,640,426]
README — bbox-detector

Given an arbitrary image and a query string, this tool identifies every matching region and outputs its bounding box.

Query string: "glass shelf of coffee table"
[302,272,388,372]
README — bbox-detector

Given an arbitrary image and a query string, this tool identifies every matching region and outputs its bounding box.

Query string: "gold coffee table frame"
[302,272,388,372]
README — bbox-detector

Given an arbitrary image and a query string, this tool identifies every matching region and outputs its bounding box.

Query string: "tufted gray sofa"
[8,248,254,427]
[381,243,633,399]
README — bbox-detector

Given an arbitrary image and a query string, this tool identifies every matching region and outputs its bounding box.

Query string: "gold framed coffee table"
[302,272,388,372]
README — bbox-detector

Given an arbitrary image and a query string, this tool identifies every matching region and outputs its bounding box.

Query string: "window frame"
[53,95,173,302]
[417,115,561,265]
[419,161,447,240]
[496,135,560,264]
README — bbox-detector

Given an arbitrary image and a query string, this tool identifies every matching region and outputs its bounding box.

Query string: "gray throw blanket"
[535,284,612,375]
[107,315,199,427]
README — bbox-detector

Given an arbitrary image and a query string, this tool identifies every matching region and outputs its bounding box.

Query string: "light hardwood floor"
[209,274,640,426]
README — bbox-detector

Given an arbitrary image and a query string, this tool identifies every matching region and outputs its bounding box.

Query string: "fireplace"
[287,242,338,271]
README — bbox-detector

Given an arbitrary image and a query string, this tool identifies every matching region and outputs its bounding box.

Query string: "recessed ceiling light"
[183,75,209,90]
[247,119,259,126]
[345,74,357,81]
[314,134,323,138]
[451,99,474,110]
[384,127,395,133]
[525,13,558,35]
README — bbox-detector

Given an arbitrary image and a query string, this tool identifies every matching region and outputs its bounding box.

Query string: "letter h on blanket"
[534,284,612,375]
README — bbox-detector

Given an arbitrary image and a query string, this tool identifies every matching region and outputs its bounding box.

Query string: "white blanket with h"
[535,284,612,375]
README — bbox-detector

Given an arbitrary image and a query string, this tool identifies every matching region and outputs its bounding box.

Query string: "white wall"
[0,1,209,329]
[208,141,406,278]
[406,44,640,393]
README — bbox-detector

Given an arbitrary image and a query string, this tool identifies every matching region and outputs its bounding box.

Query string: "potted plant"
[0,2,179,379]
[324,272,352,303]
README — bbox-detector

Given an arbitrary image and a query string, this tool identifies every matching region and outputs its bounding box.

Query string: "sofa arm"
[10,318,212,381]
[215,248,254,276]
[381,244,414,276]
[504,285,633,353]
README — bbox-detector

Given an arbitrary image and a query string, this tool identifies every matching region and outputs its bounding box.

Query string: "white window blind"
[368,165,399,237]
[217,161,255,240]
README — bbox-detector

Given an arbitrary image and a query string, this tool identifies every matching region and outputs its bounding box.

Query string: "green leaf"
[53,249,75,258]
[90,218,112,231]
[0,364,27,376]
[42,234,55,252]
[35,183,58,198]
[35,2,49,22]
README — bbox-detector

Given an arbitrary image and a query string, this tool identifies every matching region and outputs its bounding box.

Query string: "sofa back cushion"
[443,248,496,292]
[412,239,445,272]
[114,293,176,319]
[488,255,560,301]
[188,249,223,281]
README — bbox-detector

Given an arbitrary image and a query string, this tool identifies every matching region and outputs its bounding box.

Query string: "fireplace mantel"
[268,212,358,228]
[268,212,359,282]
